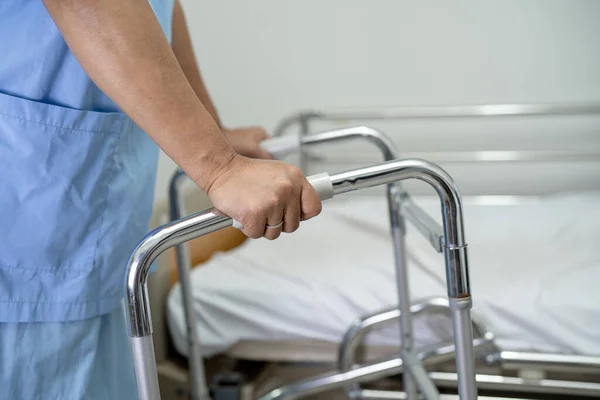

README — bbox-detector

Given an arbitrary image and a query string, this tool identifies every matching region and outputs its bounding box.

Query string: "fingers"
[241,211,267,239]
[253,128,273,159]
[252,127,270,141]
[208,157,320,241]
[282,196,301,234]
[300,180,323,221]
[263,200,285,240]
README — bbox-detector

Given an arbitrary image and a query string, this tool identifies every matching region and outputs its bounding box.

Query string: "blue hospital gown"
[0,0,174,399]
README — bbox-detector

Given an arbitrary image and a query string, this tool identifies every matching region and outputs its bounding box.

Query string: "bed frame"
[147,103,600,400]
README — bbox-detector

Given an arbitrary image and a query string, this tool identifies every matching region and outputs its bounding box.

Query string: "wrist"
[185,139,237,193]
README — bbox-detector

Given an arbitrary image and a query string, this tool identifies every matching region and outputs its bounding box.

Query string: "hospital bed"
[143,103,600,399]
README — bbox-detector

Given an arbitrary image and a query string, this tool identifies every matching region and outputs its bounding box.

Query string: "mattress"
[166,190,600,359]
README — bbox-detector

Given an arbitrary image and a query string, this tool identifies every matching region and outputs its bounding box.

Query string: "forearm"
[171,0,222,128]
[43,0,233,190]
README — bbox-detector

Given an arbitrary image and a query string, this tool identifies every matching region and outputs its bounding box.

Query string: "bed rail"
[273,103,600,195]
[355,374,600,399]
[274,104,600,133]
[127,158,476,400]
[273,102,600,234]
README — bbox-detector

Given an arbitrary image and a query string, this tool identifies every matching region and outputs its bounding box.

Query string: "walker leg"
[401,350,439,400]
[171,171,212,400]
[389,186,418,400]
[450,297,478,400]
[176,243,211,400]
[131,336,161,400]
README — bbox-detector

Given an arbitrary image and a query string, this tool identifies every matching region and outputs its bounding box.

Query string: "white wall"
[154,0,600,203]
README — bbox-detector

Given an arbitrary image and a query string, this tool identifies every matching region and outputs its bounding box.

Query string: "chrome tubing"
[257,338,493,400]
[339,298,493,399]
[330,161,469,297]
[300,126,422,398]
[388,205,418,400]
[126,210,232,339]
[339,299,447,397]
[126,158,475,400]
[359,392,532,400]
[306,103,600,120]
[271,111,323,138]
[355,352,600,399]
[329,159,476,399]
[495,351,600,375]
[132,337,161,400]
[168,170,211,400]
[430,371,600,397]
[170,126,443,400]
[258,357,404,400]
[398,194,444,253]
[272,103,600,174]
[272,103,600,138]
[338,298,491,373]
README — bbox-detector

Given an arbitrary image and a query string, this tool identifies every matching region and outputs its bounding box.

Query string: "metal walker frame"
[264,103,600,399]
[126,155,477,399]
[128,102,600,400]
[169,126,452,400]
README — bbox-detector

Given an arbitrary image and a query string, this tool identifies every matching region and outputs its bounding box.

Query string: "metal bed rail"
[126,158,476,400]
[273,103,600,139]
[168,126,446,400]
[356,374,600,399]
[274,104,600,132]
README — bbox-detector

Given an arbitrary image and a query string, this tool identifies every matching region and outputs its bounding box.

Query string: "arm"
[171,0,222,128]
[171,0,272,159]
[42,0,321,239]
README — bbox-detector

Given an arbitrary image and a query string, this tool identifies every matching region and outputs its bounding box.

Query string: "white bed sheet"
[167,191,600,358]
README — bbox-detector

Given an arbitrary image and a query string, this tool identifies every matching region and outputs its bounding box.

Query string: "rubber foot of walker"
[211,372,245,400]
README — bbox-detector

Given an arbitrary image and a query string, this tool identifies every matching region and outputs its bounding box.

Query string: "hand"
[204,155,322,240]
[223,127,272,159]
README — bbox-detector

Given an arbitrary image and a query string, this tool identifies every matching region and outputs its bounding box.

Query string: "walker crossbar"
[127,158,476,400]
[338,298,493,378]
[338,301,600,398]
[257,338,493,400]
[259,127,445,252]
[169,126,445,400]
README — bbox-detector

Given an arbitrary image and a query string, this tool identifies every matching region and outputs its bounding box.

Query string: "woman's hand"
[224,127,273,159]
[203,155,322,240]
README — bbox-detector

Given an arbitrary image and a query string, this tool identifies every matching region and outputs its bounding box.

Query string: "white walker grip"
[231,172,333,230]
[260,136,300,159]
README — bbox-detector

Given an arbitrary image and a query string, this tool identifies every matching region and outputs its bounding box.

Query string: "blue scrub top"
[0,0,175,322]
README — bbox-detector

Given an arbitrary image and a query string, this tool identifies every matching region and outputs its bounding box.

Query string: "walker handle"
[231,172,333,230]
[260,135,301,159]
